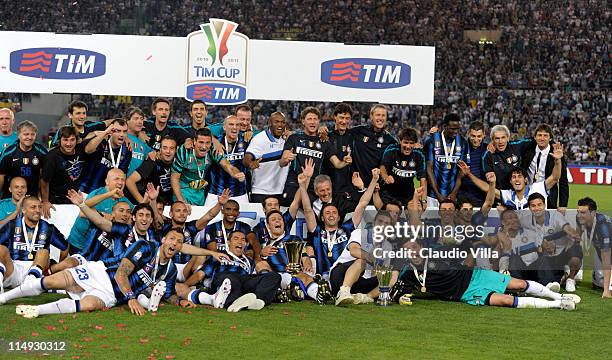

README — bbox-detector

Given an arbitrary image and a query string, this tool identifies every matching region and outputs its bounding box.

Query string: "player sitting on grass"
[185,230,281,312]
[0,229,199,317]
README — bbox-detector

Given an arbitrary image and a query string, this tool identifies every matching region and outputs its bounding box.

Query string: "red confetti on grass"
[31,332,39,337]
[72,356,80,359]
[165,356,175,359]
[100,345,109,349]
[229,325,237,330]
[72,314,78,319]
[159,335,167,340]
[208,319,213,325]
[282,311,290,315]
[82,337,94,342]
[95,325,103,330]
[58,319,65,324]
[47,325,57,331]
[115,323,126,328]
[139,337,149,344]
[63,325,69,331]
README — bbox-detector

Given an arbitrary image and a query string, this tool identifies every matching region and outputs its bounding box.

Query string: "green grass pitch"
[0,184,610,359]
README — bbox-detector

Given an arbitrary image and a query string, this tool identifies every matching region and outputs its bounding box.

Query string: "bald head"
[0,108,15,136]
[9,177,27,201]
[105,168,126,193]
[223,115,240,141]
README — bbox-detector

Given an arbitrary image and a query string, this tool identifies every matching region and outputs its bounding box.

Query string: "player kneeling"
[0,229,197,317]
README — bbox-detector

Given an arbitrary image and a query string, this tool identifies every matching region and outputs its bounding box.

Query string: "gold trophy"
[281,240,307,302]
[283,240,306,274]
[373,264,394,306]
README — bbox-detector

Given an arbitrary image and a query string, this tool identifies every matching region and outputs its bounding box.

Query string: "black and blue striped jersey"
[199,220,253,252]
[79,222,133,262]
[103,240,177,305]
[307,219,356,275]
[161,220,203,264]
[0,216,68,261]
[424,132,468,198]
[80,139,132,194]
[208,133,248,197]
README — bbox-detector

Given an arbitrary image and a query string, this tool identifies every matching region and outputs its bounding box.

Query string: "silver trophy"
[373,264,394,306]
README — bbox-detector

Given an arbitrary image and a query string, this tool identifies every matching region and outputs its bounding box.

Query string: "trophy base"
[377,287,392,306]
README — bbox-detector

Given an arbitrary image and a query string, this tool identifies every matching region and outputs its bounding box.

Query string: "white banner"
[0,22,435,105]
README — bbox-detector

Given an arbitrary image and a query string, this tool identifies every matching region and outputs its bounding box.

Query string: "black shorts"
[329,260,379,296]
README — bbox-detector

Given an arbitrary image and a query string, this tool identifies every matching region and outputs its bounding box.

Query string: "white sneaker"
[565,278,576,292]
[559,298,576,311]
[247,299,265,310]
[546,282,560,293]
[148,281,166,312]
[352,293,374,305]
[137,294,150,309]
[561,293,581,304]
[16,305,39,318]
[335,288,354,307]
[213,279,232,309]
[227,293,257,313]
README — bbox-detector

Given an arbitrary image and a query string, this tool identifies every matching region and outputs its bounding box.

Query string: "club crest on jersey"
[308,141,314,147]
[133,251,142,260]
[378,136,384,143]
[315,142,321,149]
[32,157,39,166]
[363,136,369,143]
[512,155,518,163]
[156,135,161,141]
[409,160,415,167]
[506,157,513,164]
[39,233,46,240]
[521,236,528,243]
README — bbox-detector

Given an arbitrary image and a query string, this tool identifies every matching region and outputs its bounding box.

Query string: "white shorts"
[427,196,440,208]
[204,193,250,207]
[2,260,33,288]
[176,263,187,283]
[67,261,117,308]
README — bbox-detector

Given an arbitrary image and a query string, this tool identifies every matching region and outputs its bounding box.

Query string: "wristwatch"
[125,291,135,300]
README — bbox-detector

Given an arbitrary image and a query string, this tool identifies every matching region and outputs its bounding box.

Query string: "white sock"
[37,298,79,315]
[137,294,150,308]
[339,286,351,294]
[306,283,319,300]
[0,262,5,293]
[3,278,44,302]
[188,289,214,305]
[280,273,292,290]
[525,280,562,300]
[515,297,561,309]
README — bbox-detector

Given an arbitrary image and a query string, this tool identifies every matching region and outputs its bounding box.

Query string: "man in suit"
[521,124,569,210]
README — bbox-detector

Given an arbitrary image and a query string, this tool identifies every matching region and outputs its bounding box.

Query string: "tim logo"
[186,19,249,104]
[321,58,410,89]
[10,48,106,79]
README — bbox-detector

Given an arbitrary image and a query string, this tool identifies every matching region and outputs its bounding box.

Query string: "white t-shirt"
[510,228,543,266]
[519,210,570,256]
[331,228,392,278]
[500,181,548,210]
[245,129,288,195]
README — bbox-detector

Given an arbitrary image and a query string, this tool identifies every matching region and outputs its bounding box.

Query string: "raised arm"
[545,143,563,191]
[458,160,500,199]
[84,126,113,154]
[481,172,497,216]
[195,189,229,230]
[67,189,113,233]
[299,159,317,233]
[352,168,380,226]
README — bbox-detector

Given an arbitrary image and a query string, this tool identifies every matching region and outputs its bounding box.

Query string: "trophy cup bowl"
[373,264,394,306]
[283,240,306,275]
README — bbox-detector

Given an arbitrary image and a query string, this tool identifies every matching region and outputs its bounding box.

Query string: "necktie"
[535,152,542,181]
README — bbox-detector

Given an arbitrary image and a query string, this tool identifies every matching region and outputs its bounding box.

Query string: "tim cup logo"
[186,18,249,105]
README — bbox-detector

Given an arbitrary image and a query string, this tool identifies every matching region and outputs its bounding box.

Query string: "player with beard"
[243,112,290,202]
[163,189,229,288]
[125,106,153,177]
[0,196,68,293]
[197,199,254,254]
[81,119,132,194]
[279,107,352,205]
[302,163,379,277]
[126,136,176,204]
[459,143,563,210]
[575,197,611,298]
[0,177,26,225]
[1,229,197,317]
[41,126,87,216]
[142,98,189,151]
[206,115,250,206]
[458,121,488,206]
[188,230,281,312]
[171,128,245,206]
[0,120,47,198]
